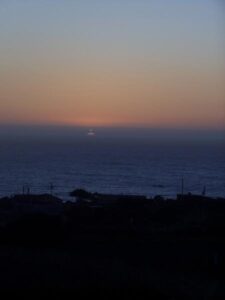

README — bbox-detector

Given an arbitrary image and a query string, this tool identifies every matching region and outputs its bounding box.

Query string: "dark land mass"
[0,190,225,298]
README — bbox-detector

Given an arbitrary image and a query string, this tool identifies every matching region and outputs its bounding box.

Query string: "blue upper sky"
[0,0,224,129]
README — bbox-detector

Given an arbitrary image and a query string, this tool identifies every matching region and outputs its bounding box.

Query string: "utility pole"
[202,185,206,196]
[50,183,54,195]
[181,177,184,196]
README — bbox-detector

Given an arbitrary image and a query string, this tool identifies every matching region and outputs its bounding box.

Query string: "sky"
[0,0,224,130]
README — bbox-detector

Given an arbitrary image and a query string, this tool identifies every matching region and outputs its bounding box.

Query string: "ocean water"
[0,137,224,200]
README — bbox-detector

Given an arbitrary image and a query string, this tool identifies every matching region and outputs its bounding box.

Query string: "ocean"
[0,136,224,200]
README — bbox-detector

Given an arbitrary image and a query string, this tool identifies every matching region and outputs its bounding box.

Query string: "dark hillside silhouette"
[0,190,225,296]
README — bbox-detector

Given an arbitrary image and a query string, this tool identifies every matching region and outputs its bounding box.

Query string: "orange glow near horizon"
[0,1,224,130]
[1,62,224,129]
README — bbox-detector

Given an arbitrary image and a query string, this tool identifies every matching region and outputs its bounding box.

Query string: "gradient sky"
[0,0,224,129]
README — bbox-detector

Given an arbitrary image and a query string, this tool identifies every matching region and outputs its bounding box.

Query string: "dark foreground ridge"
[0,189,225,297]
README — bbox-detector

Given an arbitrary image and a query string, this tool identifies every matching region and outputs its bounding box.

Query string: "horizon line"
[0,122,225,132]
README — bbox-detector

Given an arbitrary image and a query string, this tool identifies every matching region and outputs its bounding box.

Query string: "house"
[11,194,63,215]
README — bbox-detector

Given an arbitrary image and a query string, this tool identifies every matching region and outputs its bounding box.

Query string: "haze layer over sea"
[0,126,224,200]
